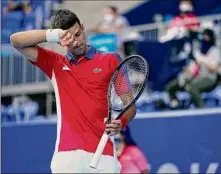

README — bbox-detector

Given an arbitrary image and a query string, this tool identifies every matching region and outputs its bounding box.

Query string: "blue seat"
[1,27,26,44]
[1,105,9,122]
[30,0,53,21]
[202,85,221,107]
[2,11,24,29]
[1,1,8,9]
[7,104,24,122]
[23,12,36,29]
[1,29,13,43]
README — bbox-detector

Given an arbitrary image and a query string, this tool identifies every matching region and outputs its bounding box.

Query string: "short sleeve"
[116,16,129,27]
[30,45,59,79]
[130,146,149,171]
[110,53,122,72]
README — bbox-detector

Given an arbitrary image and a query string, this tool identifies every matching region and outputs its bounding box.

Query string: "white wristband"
[46,29,62,42]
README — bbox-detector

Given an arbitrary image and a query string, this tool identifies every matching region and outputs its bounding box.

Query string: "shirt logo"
[93,68,102,73]
[62,65,70,71]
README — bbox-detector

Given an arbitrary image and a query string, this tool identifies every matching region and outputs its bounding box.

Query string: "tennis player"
[10,9,136,173]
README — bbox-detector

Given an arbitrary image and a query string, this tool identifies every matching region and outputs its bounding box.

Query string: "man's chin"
[70,51,84,57]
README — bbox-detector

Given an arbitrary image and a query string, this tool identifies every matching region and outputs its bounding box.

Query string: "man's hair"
[50,9,81,30]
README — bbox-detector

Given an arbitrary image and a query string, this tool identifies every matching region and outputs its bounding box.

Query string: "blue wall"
[2,111,221,173]
[130,112,221,173]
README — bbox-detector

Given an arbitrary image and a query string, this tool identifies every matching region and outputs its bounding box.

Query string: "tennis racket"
[89,55,149,169]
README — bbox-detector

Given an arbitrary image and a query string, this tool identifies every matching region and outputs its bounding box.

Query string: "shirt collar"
[66,45,96,62]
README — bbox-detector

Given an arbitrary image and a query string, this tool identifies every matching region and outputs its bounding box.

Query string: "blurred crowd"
[160,0,221,110]
[1,0,62,43]
[3,0,33,15]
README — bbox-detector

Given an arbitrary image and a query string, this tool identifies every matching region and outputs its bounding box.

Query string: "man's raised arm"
[10,30,48,62]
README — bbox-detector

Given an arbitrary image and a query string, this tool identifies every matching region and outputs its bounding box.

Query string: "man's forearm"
[10,30,47,48]
[120,104,136,128]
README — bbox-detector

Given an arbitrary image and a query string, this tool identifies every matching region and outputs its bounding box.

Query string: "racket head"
[107,55,149,118]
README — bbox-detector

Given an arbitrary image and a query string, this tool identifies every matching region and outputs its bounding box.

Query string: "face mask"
[104,14,114,22]
[179,3,192,12]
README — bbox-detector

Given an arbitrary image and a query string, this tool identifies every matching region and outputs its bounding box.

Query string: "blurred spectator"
[1,95,39,122]
[166,29,221,108]
[159,0,200,43]
[90,5,129,35]
[3,0,33,15]
[23,1,33,15]
[90,5,130,56]
[115,126,149,173]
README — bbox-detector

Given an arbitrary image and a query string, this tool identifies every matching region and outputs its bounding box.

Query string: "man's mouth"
[75,45,83,50]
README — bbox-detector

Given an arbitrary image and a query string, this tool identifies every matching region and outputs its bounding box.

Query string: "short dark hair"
[203,28,215,44]
[50,9,81,30]
[107,5,118,14]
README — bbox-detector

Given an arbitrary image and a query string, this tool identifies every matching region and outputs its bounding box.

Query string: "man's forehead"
[68,23,81,33]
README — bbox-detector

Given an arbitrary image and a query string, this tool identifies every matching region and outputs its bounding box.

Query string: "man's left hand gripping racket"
[89,55,149,169]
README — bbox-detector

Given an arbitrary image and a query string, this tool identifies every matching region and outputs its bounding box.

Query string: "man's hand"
[104,118,122,136]
[59,30,74,51]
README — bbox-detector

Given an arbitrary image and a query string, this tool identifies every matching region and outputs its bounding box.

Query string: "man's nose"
[72,40,78,47]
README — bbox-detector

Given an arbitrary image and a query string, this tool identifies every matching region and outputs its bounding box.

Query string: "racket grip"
[89,133,109,169]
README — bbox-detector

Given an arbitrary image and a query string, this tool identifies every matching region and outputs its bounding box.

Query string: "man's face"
[203,34,210,42]
[67,23,87,57]
[103,8,116,22]
[179,1,193,14]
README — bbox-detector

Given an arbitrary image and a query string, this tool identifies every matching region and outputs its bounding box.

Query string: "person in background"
[90,5,129,35]
[3,0,33,15]
[166,29,221,108]
[115,126,149,173]
[23,1,33,15]
[159,0,200,43]
[90,5,130,57]
[3,0,19,14]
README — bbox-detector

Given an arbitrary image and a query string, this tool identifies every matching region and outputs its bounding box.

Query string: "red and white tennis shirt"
[32,45,122,156]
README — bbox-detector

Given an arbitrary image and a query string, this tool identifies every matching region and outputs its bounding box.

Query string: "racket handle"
[89,133,109,169]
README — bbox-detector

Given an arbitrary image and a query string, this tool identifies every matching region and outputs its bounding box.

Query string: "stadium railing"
[125,14,221,42]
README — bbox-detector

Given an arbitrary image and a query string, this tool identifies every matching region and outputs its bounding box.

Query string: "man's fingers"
[106,123,120,129]
[63,45,69,51]
[105,127,121,136]
[111,119,121,124]
[63,32,72,40]
[60,39,69,45]
[60,34,74,49]
[59,30,68,39]
[105,127,120,132]
[104,117,107,123]
[67,35,74,44]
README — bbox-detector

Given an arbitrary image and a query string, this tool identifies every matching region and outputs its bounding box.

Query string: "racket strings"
[110,57,148,111]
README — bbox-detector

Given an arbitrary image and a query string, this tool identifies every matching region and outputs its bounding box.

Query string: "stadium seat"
[1,29,13,43]
[2,11,24,29]
[23,12,37,30]
[22,101,39,121]
[202,85,221,107]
